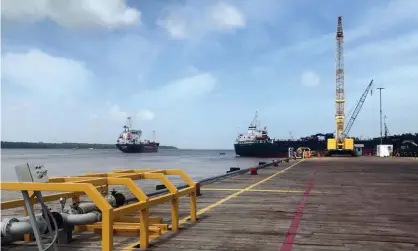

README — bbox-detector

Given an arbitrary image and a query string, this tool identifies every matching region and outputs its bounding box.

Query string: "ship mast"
[123,116,133,132]
[127,116,133,128]
[250,111,258,127]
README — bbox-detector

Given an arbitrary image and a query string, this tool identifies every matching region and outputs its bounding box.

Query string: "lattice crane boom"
[327,16,355,154]
[343,79,374,137]
[335,16,345,147]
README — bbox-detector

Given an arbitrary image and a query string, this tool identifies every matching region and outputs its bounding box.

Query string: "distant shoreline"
[1,141,178,150]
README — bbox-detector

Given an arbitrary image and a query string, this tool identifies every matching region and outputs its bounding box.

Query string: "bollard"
[156,184,166,190]
[227,167,240,173]
[250,167,258,175]
[273,160,279,167]
[196,183,201,196]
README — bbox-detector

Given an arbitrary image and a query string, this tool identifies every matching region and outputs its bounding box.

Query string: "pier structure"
[1,157,418,250]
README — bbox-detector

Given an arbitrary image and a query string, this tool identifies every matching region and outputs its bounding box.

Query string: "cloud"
[108,103,128,121]
[300,70,320,87]
[1,49,93,98]
[156,13,188,39]
[153,72,216,102]
[136,109,155,121]
[346,31,418,61]
[157,1,245,40]
[210,2,246,30]
[267,0,418,59]
[348,0,418,41]
[1,0,140,29]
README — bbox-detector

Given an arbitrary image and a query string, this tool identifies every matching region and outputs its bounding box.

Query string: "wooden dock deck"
[2,158,418,251]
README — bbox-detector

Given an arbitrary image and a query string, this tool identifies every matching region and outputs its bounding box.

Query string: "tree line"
[1,141,177,150]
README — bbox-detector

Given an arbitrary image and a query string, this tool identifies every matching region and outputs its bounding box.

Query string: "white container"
[376,144,393,157]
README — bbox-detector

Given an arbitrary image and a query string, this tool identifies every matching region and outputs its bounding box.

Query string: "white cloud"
[136,109,155,121]
[210,2,245,30]
[346,32,418,60]
[1,49,93,97]
[300,70,320,87]
[130,71,216,112]
[157,2,245,40]
[108,104,127,120]
[348,0,418,41]
[156,14,188,39]
[270,0,418,58]
[2,0,140,29]
[157,72,216,101]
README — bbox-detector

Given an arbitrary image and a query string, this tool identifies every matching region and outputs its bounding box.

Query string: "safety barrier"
[0,169,198,251]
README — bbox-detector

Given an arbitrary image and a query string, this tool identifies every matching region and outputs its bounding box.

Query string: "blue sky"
[1,0,418,149]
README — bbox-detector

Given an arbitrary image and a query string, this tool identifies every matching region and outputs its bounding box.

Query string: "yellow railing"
[0,169,198,251]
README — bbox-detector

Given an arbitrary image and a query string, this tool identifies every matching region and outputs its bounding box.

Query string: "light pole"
[377,87,385,145]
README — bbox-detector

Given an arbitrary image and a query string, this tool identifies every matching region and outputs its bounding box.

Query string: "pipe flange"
[1,218,19,237]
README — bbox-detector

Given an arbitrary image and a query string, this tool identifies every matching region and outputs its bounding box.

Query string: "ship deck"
[2,157,418,251]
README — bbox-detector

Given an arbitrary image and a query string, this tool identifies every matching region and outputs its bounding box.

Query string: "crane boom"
[326,16,355,156]
[335,16,345,147]
[343,79,374,137]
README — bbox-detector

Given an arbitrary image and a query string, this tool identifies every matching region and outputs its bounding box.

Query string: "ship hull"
[234,142,289,158]
[234,140,392,158]
[116,143,159,153]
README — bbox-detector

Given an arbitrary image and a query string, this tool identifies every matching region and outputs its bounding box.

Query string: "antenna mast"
[335,16,345,148]
[126,116,133,128]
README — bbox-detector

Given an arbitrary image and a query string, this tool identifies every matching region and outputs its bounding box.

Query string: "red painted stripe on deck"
[279,168,317,251]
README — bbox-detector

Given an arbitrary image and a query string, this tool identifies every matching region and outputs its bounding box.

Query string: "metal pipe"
[1,218,48,237]
[69,192,123,214]
[1,234,25,245]
[377,87,385,145]
[61,212,101,225]
[1,211,101,241]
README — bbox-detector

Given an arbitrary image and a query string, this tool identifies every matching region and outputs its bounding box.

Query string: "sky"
[1,0,418,149]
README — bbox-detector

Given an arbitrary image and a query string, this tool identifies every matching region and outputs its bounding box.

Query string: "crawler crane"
[326,16,355,156]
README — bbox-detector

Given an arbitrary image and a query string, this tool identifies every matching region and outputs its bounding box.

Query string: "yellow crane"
[327,16,355,156]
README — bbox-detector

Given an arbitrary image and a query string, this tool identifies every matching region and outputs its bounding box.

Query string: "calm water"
[1,149,273,182]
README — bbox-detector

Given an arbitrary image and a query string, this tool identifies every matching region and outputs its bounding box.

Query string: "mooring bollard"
[196,183,201,196]
[250,167,258,175]
[227,167,240,173]
[156,184,166,190]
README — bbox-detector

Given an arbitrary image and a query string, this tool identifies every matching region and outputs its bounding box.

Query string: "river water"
[1,148,273,201]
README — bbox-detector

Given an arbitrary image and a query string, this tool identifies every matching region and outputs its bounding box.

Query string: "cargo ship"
[234,112,418,157]
[234,112,291,158]
[116,117,159,153]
